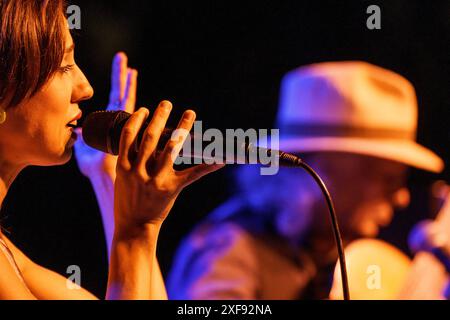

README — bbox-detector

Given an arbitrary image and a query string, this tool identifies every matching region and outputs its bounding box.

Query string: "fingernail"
[115,52,124,62]
[185,110,195,120]
[139,107,149,115]
[161,101,172,112]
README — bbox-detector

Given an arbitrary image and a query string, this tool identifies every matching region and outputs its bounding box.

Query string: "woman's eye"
[59,64,75,74]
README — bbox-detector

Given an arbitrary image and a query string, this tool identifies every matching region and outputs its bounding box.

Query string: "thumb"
[178,163,225,188]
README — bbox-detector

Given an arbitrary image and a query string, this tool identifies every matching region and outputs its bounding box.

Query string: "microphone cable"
[278,152,350,300]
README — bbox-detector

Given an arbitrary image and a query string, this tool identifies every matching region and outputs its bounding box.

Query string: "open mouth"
[67,122,79,142]
[67,110,82,129]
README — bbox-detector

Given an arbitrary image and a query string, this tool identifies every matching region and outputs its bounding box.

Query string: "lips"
[67,110,82,128]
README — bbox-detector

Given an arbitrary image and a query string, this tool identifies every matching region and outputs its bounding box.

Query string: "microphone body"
[82,110,303,167]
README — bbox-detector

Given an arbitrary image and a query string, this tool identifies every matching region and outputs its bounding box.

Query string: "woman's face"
[0,28,93,167]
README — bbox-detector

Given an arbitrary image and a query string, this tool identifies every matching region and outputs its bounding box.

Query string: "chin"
[57,147,73,165]
[358,224,380,238]
[34,147,73,166]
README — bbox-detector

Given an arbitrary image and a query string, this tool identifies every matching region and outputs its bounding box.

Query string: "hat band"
[280,123,415,140]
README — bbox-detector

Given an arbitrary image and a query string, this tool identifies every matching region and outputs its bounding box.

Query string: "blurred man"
[167,61,444,299]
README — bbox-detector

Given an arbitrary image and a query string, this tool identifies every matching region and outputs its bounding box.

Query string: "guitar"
[329,182,450,300]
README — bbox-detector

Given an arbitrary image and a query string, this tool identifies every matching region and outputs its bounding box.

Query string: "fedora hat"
[274,61,444,173]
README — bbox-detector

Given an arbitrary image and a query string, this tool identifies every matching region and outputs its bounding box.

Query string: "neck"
[0,158,25,209]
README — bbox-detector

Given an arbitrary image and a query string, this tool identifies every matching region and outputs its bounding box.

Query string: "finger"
[177,163,225,188]
[123,69,138,113]
[117,108,149,171]
[159,110,196,168]
[108,52,128,108]
[119,54,128,100]
[136,101,173,171]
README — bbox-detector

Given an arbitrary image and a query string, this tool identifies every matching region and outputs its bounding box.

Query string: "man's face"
[312,153,410,239]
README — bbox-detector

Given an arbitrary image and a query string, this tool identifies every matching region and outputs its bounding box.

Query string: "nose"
[392,187,410,209]
[72,65,94,103]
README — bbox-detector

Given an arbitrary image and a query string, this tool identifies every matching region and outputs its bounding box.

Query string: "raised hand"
[74,52,138,179]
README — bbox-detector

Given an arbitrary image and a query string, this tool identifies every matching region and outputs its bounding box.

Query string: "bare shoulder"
[0,233,36,299]
[0,233,33,273]
[0,232,98,300]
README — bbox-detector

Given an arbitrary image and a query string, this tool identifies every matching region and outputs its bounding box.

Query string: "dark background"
[1,0,449,297]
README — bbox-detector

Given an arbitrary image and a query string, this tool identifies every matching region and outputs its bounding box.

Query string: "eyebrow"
[65,43,75,54]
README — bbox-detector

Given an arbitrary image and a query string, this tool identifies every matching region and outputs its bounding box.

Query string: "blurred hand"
[114,102,224,232]
[74,52,138,179]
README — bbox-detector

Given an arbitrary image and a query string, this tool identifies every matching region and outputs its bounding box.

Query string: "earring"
[0,107,6,124]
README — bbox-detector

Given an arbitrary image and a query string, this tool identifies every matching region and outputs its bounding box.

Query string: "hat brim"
[273,137,444,173]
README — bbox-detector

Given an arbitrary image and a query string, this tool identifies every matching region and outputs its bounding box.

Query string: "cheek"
[339,180,385,209]
[29,87,70,138]
[335,184,393,236]
[16,77,74,162]
[350,200,394,236]
[36,76,73,120]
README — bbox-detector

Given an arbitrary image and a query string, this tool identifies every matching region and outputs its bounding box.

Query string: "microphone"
[81,110,304,166]
[82,110,351,299]
[408,220,450,274]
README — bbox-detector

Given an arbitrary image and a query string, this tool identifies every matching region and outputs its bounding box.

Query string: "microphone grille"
[82,110,131,155]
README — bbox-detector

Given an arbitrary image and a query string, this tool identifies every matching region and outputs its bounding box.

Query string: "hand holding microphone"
[112,101,224,232]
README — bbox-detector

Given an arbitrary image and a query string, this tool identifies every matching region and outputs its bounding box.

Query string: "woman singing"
[0,0,222,299]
